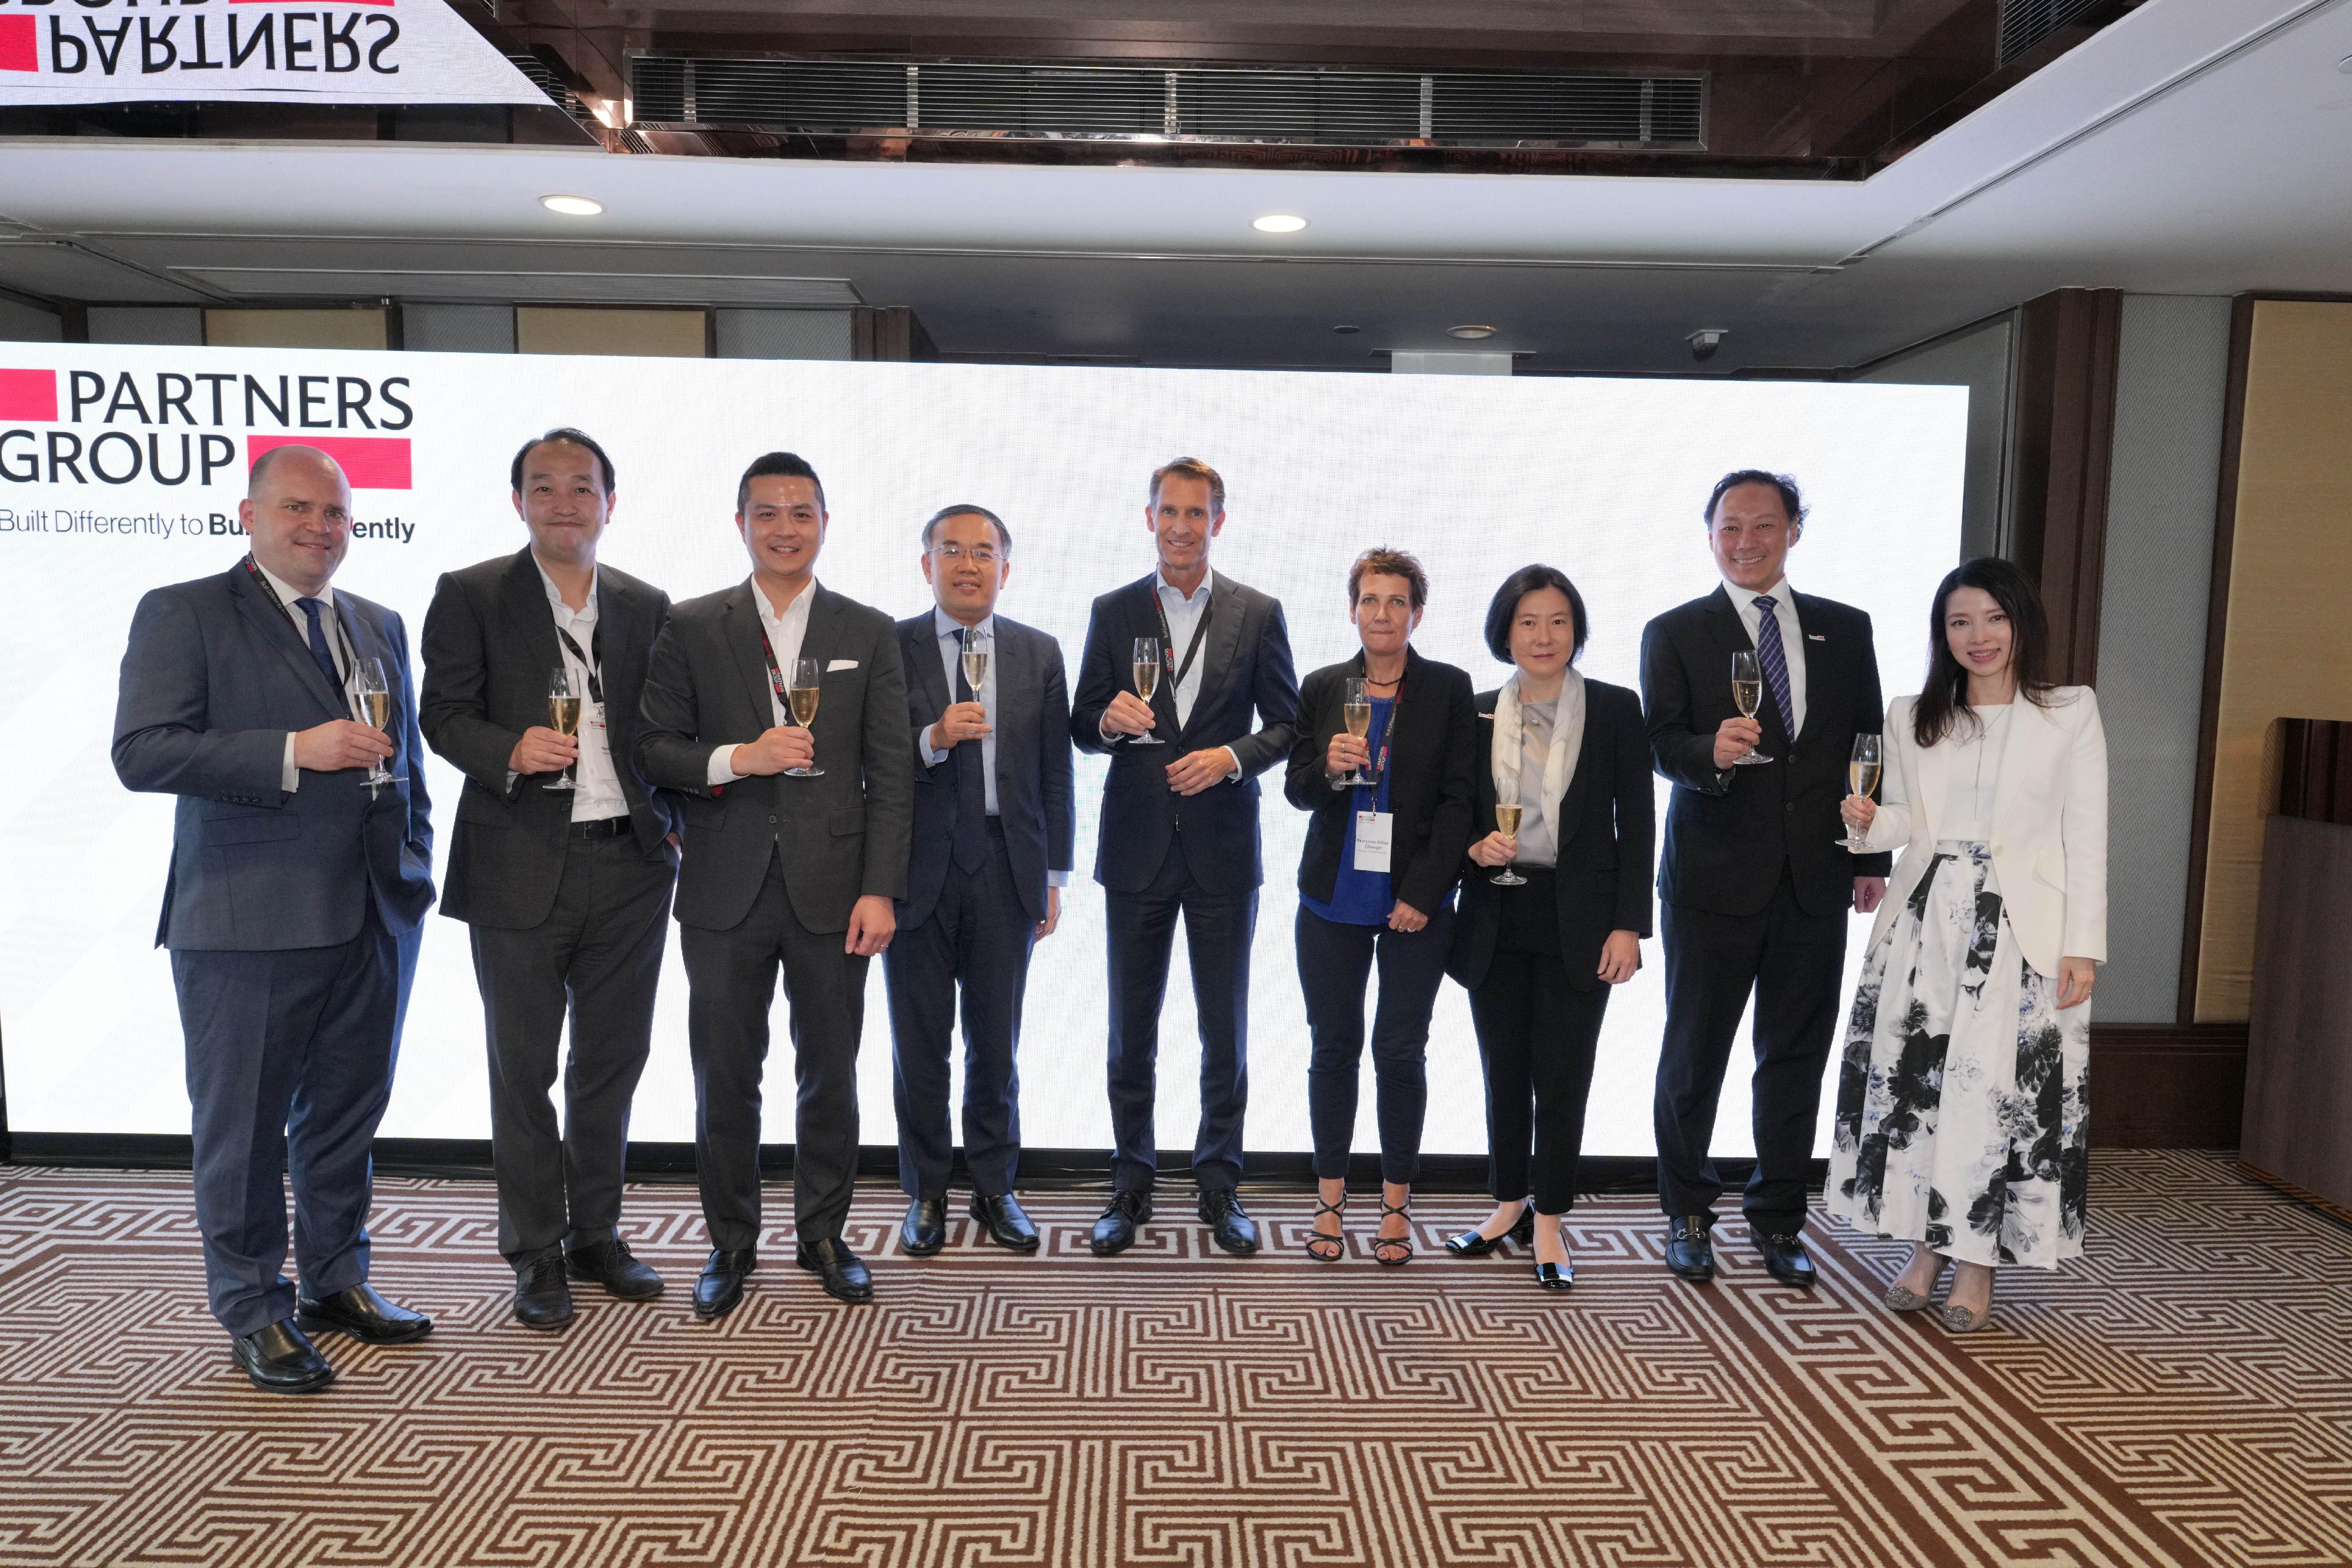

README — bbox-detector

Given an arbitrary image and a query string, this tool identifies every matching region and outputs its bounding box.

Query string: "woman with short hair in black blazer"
[1285,548,1479,1265]
[1445,566,1655,1290]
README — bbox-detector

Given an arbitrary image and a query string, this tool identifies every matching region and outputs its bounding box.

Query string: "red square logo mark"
[0,16,37,73]
[0,368,58,421]
[248,434,413,490]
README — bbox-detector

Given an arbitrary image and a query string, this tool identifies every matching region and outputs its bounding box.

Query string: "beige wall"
[205,309,389,351]
[2196,300,2352,1021]
[516,307,708,358]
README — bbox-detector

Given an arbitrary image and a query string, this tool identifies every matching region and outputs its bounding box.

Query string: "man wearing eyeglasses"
[884,505,1075,1258]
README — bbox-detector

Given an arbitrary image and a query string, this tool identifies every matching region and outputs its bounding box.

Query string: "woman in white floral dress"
[1828,557,2107,1332]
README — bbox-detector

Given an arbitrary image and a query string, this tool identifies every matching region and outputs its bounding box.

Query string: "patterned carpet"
[0,1151,2347,1567]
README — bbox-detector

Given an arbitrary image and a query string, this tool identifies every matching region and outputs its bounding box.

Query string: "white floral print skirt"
[1826,841,2090,1269]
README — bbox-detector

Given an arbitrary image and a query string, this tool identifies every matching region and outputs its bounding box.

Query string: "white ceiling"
[1,0,2347,370]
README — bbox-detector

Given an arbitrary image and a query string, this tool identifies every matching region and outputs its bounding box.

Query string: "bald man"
[113,445,437,1395]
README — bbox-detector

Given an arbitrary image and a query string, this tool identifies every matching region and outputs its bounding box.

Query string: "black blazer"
[896,610,1075,930]
[1283,647,1477,917]
[634,580,913,936]
[1069,571,1300,895]
[1639,585,1891,920]
[1446,678,1655,995]
[420,549,680,930]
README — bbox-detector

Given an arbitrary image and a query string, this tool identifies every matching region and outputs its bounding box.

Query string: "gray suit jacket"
[896,610,1075,929]
[112,560,436,952]
[636,580,913,935]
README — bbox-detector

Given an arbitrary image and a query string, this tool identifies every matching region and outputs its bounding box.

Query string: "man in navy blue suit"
[113,444,437,1395]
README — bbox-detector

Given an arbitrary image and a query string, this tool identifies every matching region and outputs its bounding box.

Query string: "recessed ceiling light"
[1252,213,1308,234]
[1332,324,1361,335]
[541,194,604,216]
[1448,324,1498,339]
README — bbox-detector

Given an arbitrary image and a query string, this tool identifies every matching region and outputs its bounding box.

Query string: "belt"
[567,815,633,841]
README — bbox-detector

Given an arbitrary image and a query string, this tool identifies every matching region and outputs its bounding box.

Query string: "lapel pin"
[1807,634,1826,641]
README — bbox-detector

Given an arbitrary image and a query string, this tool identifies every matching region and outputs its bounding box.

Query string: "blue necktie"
[295,597,340,690]
[1751,594,1794,737]
[953,629,987,872]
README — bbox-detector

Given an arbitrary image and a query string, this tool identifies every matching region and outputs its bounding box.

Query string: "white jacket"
[1860,687,2108,978]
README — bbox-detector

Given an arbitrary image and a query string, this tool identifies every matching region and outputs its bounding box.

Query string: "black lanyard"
[1359,665,1406,790]
[553,622,603,706]
[1151,585,1215,708]
[756,625,803,726]
[243,554,359,697]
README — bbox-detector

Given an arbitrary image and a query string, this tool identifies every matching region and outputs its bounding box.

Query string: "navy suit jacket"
[896,611,1075,930]
[1069,571,1299,895]
[113,561,436,952]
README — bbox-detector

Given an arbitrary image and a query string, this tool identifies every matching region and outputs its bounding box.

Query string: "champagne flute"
[1332,676,1373,791]
[1129,636,1165,745]
[1490,780,1526,887]
[960,628,989,694]
[352,657,404,791]
[784,656,825,777]
[544,664,581,792]
[1838,733,1882,852]
[1729,650,1774,765]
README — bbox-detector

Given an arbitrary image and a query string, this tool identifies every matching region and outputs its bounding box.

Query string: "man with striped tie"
[1639,470,1890,1289]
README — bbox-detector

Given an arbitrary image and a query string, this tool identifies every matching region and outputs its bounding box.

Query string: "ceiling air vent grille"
[1997,0,2109,63]
[629,56,1704,149]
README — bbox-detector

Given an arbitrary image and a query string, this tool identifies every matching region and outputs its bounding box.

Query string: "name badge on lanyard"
[1354,811,1394,873]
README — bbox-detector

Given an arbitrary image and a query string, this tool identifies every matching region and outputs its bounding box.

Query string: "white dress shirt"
[1101,566,1241,780]
[920,609,1069,887]
[1722,573,1808,738]
[257,561,350,795]
[709,576,817,785]
[536,560,630,822]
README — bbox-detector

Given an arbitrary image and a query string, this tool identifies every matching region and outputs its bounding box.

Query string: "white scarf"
[1492,668,1586,827]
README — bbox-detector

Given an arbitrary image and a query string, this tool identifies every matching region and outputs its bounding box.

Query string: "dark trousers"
[1104,827,1257,1194]
[1465,873,1609,1215]
[1297,902,1454,1184]
[1653,865,1849,1232]
[679,849,868,1251]
[469,833,674,1268]
[884,823,1037,1201]
[171,901,405,1336]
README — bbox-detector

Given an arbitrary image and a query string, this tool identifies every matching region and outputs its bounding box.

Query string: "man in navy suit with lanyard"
[113,444,436,1394]
[1070,457,1299,1257]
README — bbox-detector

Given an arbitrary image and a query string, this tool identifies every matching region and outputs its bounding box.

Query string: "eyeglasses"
[930,543,1003,564]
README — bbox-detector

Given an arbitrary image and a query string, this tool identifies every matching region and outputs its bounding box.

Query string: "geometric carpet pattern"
[1,1151,2347,1567]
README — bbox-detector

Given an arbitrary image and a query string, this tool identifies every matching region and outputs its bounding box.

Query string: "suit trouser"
[469,833,674,1268]
[1296,902,1454,1185]
[172,901,405,1337]
[680,848,868,1251]
[1653,864,1848,1233]
[884,822,1037,1202]
[1104,827,1257,1195]
[1466,873,1610,1215]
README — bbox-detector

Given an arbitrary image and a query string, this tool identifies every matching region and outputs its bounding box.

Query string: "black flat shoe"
[1444,1204,1532,1258]
[693,1248,757,1320]
[567,1239,663,1300]
[796,1236,874,1304]
[1198,1188,1260,1256]
[901,1198,948,1257]
[1533,1259,1576,1292]
[1090,1190,1151,1256]
[296,1283,433,1345]
[232,1319,335,1395]
[512,1253,574,1331]
[970,1192,1041,1252]
[1664,1216,1716,1283]
[1756,1229,1818,1288]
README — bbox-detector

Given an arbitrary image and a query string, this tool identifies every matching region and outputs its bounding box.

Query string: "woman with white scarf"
[1444,566,1655,1290]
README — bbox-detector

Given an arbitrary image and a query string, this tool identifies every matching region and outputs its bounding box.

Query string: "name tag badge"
[1354,810,1394,874]
[584,700,608,744]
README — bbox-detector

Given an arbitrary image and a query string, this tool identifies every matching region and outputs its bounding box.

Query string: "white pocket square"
[826,658,859,671]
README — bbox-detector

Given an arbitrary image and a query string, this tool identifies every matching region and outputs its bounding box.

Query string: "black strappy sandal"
[1373,1199,1414,1267]
[1305,1195,1347,1262]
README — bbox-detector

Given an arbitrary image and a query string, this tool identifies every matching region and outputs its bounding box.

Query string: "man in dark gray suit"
[113,444,436,1395]
[420,428,680,1331]
[884,504,1075,1258]
[636,451,913,1313]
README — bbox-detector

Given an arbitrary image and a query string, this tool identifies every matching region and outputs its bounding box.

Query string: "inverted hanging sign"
[0,0,550,108]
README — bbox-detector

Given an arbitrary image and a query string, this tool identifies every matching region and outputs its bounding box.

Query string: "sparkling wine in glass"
[353,656,403,791]
[1838,733,1882,852]
[960,631,989,694]
[1490,790,1527,887]
[1332,676,1373,790]
[544,664,581,792]
[1129,637,1165,745]
[1729,650,1774,765]
[785,656,824,777]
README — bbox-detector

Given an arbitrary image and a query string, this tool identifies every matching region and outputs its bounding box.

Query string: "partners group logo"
[0,361,417,545]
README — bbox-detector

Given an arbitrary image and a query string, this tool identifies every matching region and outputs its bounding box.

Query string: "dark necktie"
[295,597,340,691]
[953,629,987,872]
[1751,594,1795,737]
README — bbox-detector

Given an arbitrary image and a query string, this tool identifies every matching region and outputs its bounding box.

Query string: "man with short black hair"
[420,427,680,1330]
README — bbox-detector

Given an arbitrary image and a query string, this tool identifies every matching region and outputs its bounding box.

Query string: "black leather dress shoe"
[296,1283,433,1344]
[1532,1259,1576,1292]
[1445,1206,1538,1258]
[568,1239,664,1300]
[232,1319,335,1395]
[1090,1190,1152,1257]
[512,1253,574,1331]
[1664,1216,1716,1283]
[971,1192,1041,1252]
[796,1236,874,1304]
[693,1248,757,1321]
[1198,1188,1260,1256]
[901,1198,948,1257]
[1757,1230,1818,1288]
